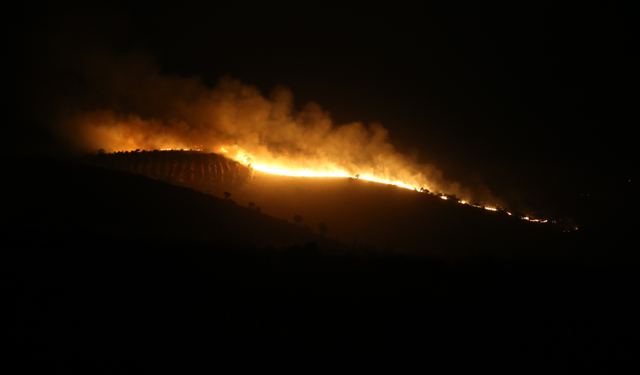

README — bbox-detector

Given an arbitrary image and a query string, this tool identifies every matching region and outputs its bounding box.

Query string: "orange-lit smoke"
[53,53,492,203]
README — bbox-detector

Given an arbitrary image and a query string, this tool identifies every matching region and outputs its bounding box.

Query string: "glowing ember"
[160,147,203,152]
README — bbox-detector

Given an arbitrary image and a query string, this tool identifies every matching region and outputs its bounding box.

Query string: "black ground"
[2,155,638,372]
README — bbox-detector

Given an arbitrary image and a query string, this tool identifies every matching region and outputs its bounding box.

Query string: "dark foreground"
[4,233,639,372]
[2,155,638,372]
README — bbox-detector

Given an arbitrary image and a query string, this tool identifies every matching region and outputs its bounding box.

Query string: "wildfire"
[61,60,559,229]
[160,146,203,152]
[106,146,557,227]
[212,147,556,226]
[217,146,557,225]
[225,147,417,190]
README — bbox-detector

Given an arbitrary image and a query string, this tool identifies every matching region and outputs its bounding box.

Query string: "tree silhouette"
[248,202,256,209]
[355,174,360,179]
[294,215,303,225]
[223,192,231,200]
[318,222,329,237]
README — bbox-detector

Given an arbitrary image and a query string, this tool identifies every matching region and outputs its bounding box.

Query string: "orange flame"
[226,146,418,190]
[108,146,556,226]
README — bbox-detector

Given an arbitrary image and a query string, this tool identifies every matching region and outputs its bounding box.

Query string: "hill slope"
[2,154,638,371]
[3,154,331,250]
[76,151,574,259]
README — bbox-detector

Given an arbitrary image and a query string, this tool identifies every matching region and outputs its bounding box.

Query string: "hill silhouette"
[78,150,576,259]
[2,154,638,371]
[4,153,333,251]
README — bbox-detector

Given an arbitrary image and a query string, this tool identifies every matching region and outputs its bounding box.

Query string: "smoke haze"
[42,50,498,204]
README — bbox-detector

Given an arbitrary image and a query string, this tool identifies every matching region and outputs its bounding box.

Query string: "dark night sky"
[5,1,636,223]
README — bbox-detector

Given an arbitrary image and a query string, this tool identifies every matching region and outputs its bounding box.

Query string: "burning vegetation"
[84,148,555,226]
[50,53,505,210]
[48,52,563,227]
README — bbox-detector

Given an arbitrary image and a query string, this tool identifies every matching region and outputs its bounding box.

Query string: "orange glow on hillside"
[106,147,556,227]
[215,147,553,226]
[225,147,417,190]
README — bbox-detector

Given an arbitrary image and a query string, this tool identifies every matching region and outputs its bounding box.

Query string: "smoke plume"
[49,51,497,203]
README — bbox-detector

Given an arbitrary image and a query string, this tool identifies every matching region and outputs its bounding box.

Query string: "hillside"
[76,150,577,259]
[3,153,332,251]
[2,154,638,371]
